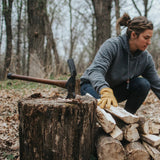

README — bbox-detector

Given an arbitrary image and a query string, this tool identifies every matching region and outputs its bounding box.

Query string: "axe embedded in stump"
[7,58,77,99]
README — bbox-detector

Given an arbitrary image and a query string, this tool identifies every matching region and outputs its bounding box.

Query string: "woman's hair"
[116,13,153,38]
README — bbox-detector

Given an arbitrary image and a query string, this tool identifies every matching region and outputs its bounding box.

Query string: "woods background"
[0,0,160,80]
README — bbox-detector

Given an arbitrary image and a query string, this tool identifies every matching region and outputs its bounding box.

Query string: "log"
[122,123,140,142]
[149,122,160,135]
[141,134,160,147]
[143,141,160,160]
[125,142,150,160]
[138,117,150,134]
[96,106,116,133]
[96,135,126,160]
[110,125,123,141]
[105,106,139,124]
[138,117,160,135]
[157,145,160,152]
[18,95,97,160]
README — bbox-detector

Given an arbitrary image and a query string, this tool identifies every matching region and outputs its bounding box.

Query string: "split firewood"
[141,134,160,147]
[96,106,116,133]
[122,123,140,142]
[138,117,160,135]
[96,135,126,160]
[110,125,123,141]
[105,106,139,124]
[125,142,150,160]
[138,117,150,134]
[157,145,160,152]
[143,141,160,160]
[149,122,160,135]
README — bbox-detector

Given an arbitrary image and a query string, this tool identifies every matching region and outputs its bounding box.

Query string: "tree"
[114,0,121,35]
[15,0,23,74]
[43,9,60,76]
[21,0,28,75]
[0,3,3,55]
[27,0,46,77]
[91,0,112,56]
[131,0,154,17]
[2,0,13,80]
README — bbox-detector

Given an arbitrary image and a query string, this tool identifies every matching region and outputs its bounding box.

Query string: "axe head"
[65,58,77,99]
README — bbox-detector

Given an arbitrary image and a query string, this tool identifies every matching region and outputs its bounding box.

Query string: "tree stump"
[18,95,97,160]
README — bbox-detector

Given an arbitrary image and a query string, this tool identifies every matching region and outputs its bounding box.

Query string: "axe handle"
[7,73,67,88]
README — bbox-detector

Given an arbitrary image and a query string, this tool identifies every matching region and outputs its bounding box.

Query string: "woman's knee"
[131,78,151,94]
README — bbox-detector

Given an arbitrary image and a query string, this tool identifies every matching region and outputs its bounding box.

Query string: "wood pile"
[96,105,160,160]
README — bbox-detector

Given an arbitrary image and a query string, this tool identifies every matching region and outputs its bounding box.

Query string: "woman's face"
[131,29,153,52]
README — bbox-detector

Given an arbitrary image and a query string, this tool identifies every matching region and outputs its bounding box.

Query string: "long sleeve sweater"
[80,34,160,99]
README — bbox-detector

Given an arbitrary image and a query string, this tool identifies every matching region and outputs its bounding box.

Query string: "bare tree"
[0,2,3,55]
[22,0,28,75]
[91,0,113,56]
[15,0,23,74]
[27,0,46,77]
[2,0,13,80]
[44,10,60,76]
[114,0,121,35]
[69,0,73,58]
[131,0,154,17]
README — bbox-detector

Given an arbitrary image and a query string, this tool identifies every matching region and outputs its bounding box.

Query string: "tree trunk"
[0,6,4,56]
[44,12,60,76]
[69,0,74,59]
[92,0,112,56]
[27,0,46,76]
[21,0,27,75]
[114,0,121,35]
[16,0,23,74]
[2,0,13,80]
[18,95,97,160]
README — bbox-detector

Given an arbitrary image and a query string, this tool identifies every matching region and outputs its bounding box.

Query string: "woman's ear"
[131,31,138,39]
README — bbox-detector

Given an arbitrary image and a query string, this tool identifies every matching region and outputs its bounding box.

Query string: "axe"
[7,58,77,99]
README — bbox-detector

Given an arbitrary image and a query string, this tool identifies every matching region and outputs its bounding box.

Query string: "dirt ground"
[0,88,159,160]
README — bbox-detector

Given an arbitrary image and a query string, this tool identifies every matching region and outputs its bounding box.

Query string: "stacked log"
[96,105,160,160]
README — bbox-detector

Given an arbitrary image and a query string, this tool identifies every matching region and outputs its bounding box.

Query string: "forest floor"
[0,80,160,160]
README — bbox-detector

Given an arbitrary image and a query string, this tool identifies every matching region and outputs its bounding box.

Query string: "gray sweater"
[81,34,160,99]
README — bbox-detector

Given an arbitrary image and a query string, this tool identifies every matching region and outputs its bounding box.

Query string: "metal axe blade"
[65,58,77,99]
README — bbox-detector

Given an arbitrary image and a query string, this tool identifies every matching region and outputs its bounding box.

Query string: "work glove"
[98,88,118,109]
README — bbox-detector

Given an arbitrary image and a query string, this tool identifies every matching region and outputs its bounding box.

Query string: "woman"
[80,13,160,114]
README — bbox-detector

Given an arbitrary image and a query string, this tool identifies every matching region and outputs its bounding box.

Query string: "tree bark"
[18,95,97,160]
[44,12,60,76]
[27,0,46,76]
[114,0,121,35]
[2,0,13,80]
[91,0,112,56]
[16,0,23,74]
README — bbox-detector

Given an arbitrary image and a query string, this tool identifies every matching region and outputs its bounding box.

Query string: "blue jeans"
[80,77,150,114]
